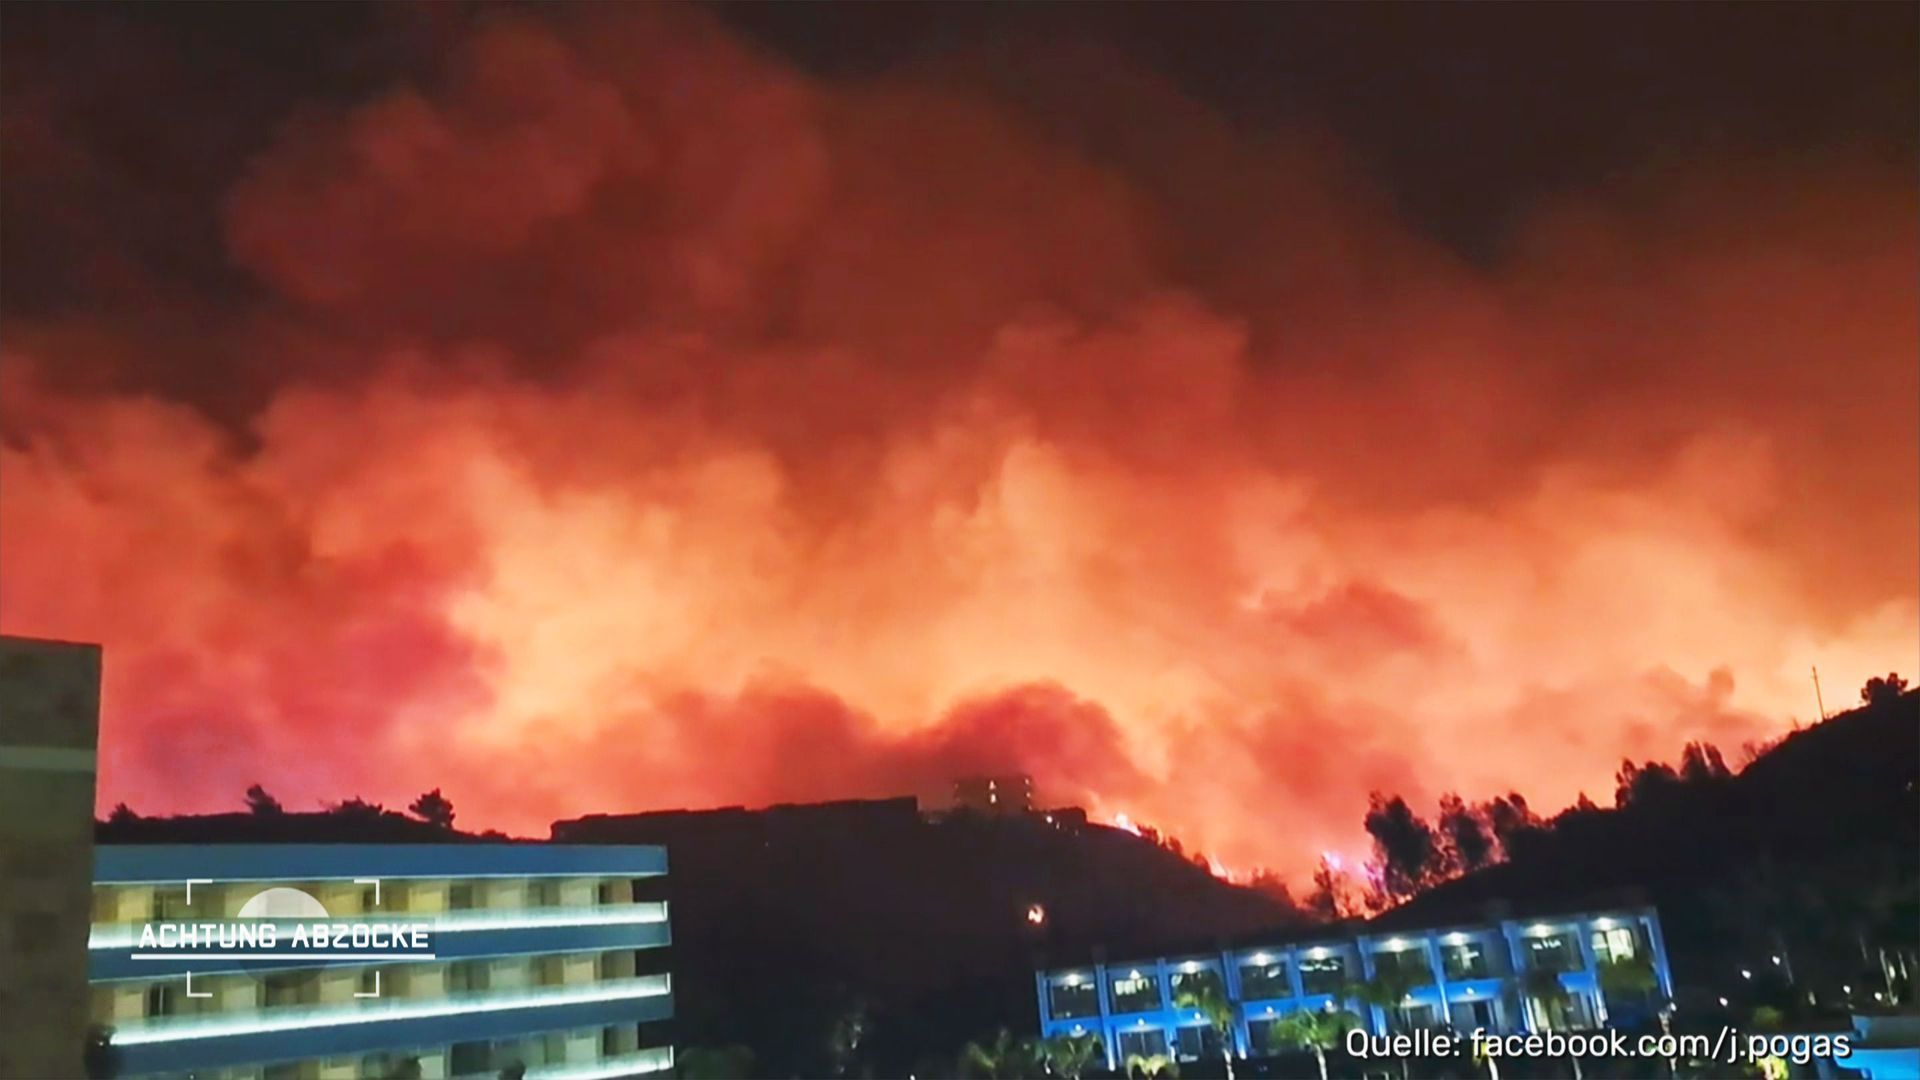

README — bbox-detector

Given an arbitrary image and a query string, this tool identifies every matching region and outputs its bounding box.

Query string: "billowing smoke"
[3,7,1914,877]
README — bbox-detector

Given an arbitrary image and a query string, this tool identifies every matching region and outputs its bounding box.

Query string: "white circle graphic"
[235,886,329,919]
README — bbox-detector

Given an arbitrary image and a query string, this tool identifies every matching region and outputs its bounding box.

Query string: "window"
[152,888,191,920]
[357,968,381,997]
[1109,969,1162,1014]
[1175,1024,1223,1063]
[447,959,491,993]
[1442,941,1492,981]
[1239,959,1291,1001]
[1526,933,1581,973]
[1529,988,1596,1031]
[534,956,566,987]
[1117,1028,1168,1061]
[1048,976,1099,1019]
[1590,926,1640,965]
[448,883,475,911]
[1170,967,1224,1004]
[449,1041,491,1075]
[1247,1016,1286,1056]
[1372,947,1434,986]
[144,983,177,1018]
[1299,953,1347,996]
[263,973,314,1007]
[360,885,379,913]
[1389,1003,1437,1033]
[1458,999,1496,1031]
[597,880,621,905]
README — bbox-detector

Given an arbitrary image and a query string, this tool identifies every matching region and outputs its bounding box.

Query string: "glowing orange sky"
[2,8,1914,878]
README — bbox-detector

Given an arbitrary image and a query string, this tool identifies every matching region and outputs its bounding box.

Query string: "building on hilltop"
[953,775,1033,815]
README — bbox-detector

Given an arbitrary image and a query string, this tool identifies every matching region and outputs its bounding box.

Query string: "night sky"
[3,3,1915,877]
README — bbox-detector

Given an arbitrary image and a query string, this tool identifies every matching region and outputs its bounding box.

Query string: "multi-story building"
[0,635,104,1079]
[952,775,1033,816]
[88,844,675,1079]
[1035,905,1674,1070]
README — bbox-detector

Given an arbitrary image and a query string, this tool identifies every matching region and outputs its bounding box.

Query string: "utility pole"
[1811,667,1827,721]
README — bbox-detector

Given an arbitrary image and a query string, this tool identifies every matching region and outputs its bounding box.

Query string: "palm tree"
[828,999,871,1077]
[1041,1033,1102,1080]
[1174,978,1239,1080]
[1123,1052,1180,1079]
[1596,955,1658,1015]
[961,1028,1044,1079]
[1348,969,1424,1080]
[1350,968,1424,1033]
[1517,971,1582,1080]
[1274,1006,1359,1080]
[1519,969,1572,1031]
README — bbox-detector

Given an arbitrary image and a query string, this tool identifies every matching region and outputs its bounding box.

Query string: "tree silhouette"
[106,803,139,826]
[1364,793,1441,899]
[1482,792,1542,859]
[408,788,456,830]
[1040,1033,1102,1080]
[1123,1053,1179,1079]
[1679,742,1731,783]
[1174,977,1239,1080]
[244,783,283,816]
[1438,793,1493,874]
[1597,955,1659,1011]
[1862,673,1909,706]
[827,998,870,1077]
[960,1028,1042,1079]
[1518,969,1573,1031]
[1273,1006,1358,1080]
[327,796,386,819]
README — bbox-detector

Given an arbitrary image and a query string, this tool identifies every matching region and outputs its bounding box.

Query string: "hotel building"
[1035,905,1674,1070]
[88,844,675,1079]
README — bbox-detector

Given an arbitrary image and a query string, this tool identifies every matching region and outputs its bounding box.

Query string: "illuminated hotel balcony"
[88,902,673,981]
[108,974,672,1074]
[90,843,675,1079]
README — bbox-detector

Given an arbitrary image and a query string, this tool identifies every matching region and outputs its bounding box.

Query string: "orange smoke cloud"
[2,8,1914,877]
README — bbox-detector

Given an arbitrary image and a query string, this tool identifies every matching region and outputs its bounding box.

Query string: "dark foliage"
[408,788,456,830]
[1436,793,1493,874]
[1374,688,1920,1022]
[1363,793,1442,900]
[243,783,283,816]
[554,800,1299,1076]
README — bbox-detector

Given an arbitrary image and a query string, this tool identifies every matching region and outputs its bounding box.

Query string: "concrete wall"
[0,635,103,1079]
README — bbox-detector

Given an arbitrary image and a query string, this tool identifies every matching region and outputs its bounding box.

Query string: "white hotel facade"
[87,844,674,1080]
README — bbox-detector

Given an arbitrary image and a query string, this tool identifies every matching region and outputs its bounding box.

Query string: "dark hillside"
[553,799,1298,1075]
[1379,690,1918,1015]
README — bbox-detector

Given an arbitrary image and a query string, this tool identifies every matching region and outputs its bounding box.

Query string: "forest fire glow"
[1,6,1914,880]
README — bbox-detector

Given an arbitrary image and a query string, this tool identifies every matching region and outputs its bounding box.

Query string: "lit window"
[1592,926,1638,964]
[1111,971,1162,1014]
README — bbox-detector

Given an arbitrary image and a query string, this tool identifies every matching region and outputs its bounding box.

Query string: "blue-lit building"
[1035,905,1674,1071]
[88,844,674,1079]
